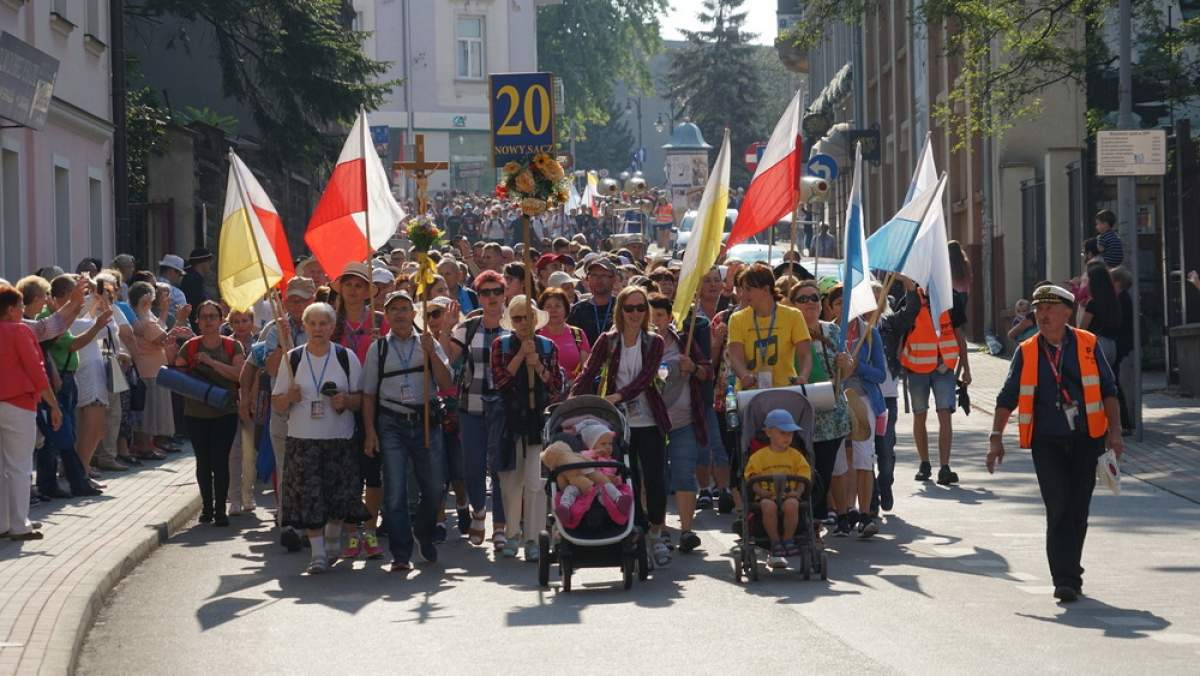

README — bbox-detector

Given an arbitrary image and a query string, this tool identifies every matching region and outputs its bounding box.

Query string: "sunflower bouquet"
[496,153,572,216]
[405,217,444,253]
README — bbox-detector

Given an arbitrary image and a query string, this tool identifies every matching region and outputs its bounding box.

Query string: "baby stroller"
[536,395,649,591]
[734,389,828,582]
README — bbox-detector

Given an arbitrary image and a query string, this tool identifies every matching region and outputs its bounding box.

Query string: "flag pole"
[523,214,536,409]
[229,150,292,362]
[359,109,377,339]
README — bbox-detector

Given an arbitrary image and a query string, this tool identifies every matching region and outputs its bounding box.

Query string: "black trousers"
[811,437,845,517]
[630,426,667,528]
[1030,435,1102,589]
[185,414,238,516]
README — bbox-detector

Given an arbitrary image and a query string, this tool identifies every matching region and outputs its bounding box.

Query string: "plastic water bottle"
[658,360,670,382]
[724,384,740,429]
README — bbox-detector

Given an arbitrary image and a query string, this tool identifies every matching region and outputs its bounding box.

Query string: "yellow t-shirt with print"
[728,302,811,389]
[743,446,812,498]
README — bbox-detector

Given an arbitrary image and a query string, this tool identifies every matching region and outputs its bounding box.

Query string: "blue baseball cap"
[764,409,802,433]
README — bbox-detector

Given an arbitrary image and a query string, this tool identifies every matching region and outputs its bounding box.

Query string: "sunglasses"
[622,303,648,313]
[478,287,504,297]
[794,294,821,304]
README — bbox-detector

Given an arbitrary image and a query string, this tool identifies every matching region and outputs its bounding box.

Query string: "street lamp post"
[626,97,643,168]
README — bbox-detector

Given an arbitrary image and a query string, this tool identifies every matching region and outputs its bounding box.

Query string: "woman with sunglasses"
[790,280,852,541]
[446,270,510,549]
[175,300,245,526]
[572,286,672,567]
[490,295,561,560]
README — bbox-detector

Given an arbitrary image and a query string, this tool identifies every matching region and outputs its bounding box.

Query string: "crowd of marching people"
[1,191,1125,600]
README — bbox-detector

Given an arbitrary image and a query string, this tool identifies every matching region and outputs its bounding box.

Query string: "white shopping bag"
[1096,449,1121,495]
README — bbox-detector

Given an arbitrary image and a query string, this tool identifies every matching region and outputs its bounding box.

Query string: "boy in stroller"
[743,409,813,569]
[541,422,635,529]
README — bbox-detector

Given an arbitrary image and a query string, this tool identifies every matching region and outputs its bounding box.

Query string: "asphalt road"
[78,408,1200,675]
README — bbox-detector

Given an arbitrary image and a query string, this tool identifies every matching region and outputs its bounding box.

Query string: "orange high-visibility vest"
[1016,328,1108,449]
[900,291,959,373]
[654,203,674,224]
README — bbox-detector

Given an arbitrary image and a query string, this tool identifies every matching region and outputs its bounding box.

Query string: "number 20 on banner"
[489,72,557,168]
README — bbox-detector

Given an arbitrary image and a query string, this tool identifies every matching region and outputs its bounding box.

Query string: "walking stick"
[522,214,536,409]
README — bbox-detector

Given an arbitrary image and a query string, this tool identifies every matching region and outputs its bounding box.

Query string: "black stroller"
[536,395,649,591]
[733,389,828,582]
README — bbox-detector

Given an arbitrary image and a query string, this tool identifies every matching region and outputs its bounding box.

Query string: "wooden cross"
[394,134,448,216]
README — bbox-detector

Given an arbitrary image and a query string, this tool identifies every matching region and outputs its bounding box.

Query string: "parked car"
[672,208,739,252]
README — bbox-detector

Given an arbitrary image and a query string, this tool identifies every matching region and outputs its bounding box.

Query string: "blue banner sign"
[489,72,556,167]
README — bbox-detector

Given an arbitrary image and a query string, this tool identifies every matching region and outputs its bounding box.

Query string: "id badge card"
[1063,404,1078,432]
[399,382,416,403]
[626,397,645,418]
[310,401,326,419]
[756,371,773,390]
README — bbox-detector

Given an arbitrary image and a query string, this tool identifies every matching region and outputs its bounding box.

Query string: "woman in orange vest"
[987,284,1123,603]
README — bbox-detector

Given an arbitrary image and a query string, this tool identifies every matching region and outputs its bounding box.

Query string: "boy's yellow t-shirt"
[743,446,812,497]
[727,303,811,390]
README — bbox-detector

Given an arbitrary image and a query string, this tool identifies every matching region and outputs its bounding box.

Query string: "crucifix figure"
[394,134,448,216]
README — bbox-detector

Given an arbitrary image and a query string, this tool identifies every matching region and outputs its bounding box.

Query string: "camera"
[319,382,340,397]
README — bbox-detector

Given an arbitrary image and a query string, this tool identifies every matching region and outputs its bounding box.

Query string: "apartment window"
[1,150,19,278]
[86,0,100,37]
[456,17,484,79]
[89,176,103,260]
[54,164,69,268]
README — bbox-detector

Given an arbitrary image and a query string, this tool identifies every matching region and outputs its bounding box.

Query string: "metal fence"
[1020,175,1046,295]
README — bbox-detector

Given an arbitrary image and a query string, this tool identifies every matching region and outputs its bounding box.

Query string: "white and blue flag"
[840,142,877,328]
[866,133,953,334]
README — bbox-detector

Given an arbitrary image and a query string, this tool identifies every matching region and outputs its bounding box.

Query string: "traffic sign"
[1096,130,1166,176]
[489,72,556,167]
[807,153,839,181]
[744,142,767,173]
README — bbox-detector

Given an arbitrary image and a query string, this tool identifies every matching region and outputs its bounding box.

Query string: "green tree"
[537,0,667,142]
[126,83,169,203]
[573,101,636,175]
[667,0,767,186]
[126,0,394,171]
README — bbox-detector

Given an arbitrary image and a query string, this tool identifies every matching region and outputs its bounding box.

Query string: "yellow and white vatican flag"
[218,151,294,312]
[672,128,730,326]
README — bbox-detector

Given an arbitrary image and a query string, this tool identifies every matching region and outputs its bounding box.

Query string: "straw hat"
[845,389,873,442]
[501,295,548,332]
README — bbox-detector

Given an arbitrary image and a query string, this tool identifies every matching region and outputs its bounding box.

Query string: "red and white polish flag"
[726,91,804,249]
[304,110,406,277]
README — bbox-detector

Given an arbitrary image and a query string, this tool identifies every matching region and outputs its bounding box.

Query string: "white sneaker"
[228,498,243,516]
[767,553,788,569]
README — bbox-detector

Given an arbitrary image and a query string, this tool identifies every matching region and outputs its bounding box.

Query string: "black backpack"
[288,344,352,385]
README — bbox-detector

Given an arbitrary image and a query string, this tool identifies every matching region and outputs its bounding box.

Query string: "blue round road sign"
[807,153,839,181]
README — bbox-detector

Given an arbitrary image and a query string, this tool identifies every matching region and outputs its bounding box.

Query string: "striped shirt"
[452,320,509,414]
[1098,229,1124,268]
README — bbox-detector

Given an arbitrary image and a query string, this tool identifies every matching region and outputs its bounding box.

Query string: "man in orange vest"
[899,283,971,485]
[987,284,1123,603]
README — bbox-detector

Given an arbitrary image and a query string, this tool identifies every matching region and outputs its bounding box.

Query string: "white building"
[352,0,557,195]
[0,0,113,278]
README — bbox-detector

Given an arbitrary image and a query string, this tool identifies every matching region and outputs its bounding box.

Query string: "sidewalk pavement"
[0,453,199,675]
[964,347,1200,504]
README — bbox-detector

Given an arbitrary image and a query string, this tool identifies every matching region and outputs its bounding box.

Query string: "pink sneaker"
[363,531,385,559]
[341,534,363,559]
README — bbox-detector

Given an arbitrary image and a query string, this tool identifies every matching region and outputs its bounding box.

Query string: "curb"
[41,489,201,676]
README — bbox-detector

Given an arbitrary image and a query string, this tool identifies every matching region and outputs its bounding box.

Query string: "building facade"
[354,0,558,197]
[0,0,113,279]
[797,0,1088,340]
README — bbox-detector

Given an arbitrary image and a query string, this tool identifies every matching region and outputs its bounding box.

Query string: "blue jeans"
[666,425,701,492]
[871,396,898,512]
[378,411,444,561]
[458,397,506,525]
[35,372,89,495]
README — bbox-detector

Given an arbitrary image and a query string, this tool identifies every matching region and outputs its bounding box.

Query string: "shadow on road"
[1017,597,1172,639]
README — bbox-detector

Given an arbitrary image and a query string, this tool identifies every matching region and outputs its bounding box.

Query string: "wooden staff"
[522,213,536,409]
[358,108,375,339]
[421,284,431,447]
[682,296,700,360]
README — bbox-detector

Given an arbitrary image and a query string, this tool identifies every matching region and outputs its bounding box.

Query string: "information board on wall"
[1097,130,1167,177]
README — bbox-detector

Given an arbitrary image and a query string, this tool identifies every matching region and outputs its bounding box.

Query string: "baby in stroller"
[541,422,635,529]
[743,409,813,568]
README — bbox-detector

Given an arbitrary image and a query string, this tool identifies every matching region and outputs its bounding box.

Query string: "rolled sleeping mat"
[156,366,234,411]
[735,382,837,413]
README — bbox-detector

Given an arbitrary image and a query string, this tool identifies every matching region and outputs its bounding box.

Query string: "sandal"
[468,512,486,546]
[652,541,671,567]
[492,531,508,552]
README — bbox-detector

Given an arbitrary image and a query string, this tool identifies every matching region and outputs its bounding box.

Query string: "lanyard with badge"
[305,348,331,418]
[392,334,420,402]
[593,301,612,335]
[751,307,777,389]
[1040,339,1079,431]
